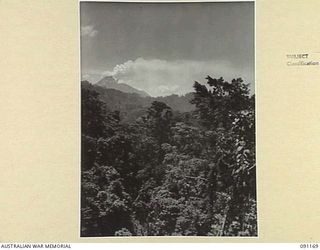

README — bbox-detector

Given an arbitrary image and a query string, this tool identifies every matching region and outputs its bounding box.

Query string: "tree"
[191,76,256,236]
[81,164,133,236]
[81,81,106,138]
[191,77,251,130]
[146,101,173,145]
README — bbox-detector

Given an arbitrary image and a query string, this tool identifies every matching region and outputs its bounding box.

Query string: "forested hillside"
[81,76,257,236]
[82,81,195,122]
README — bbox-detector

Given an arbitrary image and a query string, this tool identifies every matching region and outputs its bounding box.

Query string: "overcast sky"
[81,2,254,96]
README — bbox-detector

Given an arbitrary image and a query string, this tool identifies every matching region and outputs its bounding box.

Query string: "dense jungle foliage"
[81,76,257,236]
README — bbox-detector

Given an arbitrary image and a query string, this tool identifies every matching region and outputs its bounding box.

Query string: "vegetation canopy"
[81,76,257,237]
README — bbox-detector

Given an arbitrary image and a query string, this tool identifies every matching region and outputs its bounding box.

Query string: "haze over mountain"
[95,76,150,97]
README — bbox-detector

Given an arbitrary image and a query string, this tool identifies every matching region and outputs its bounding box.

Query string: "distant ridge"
[95,76,150,97]
[82,81,195,123]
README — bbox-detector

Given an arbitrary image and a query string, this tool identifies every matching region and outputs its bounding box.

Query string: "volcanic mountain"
[95,76,150,97]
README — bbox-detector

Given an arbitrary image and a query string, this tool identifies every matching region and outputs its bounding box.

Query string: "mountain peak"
[95,76,149,97]
[99,75,117,83]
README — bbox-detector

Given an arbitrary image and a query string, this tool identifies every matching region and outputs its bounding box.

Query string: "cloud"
[103,58,254,97]
[81,25,98,38]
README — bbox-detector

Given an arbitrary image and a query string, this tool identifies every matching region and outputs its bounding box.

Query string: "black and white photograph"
[80,1,256,237]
